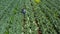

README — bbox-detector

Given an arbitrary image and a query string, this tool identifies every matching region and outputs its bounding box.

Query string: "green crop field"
[0,0,60,34]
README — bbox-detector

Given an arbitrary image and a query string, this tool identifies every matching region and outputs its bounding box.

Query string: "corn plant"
[0,0,60,34]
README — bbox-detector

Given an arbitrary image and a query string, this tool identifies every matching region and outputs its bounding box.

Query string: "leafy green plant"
[0,0,60,34]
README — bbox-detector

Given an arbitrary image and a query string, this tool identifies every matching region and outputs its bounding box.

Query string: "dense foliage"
[0,0,60,34]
